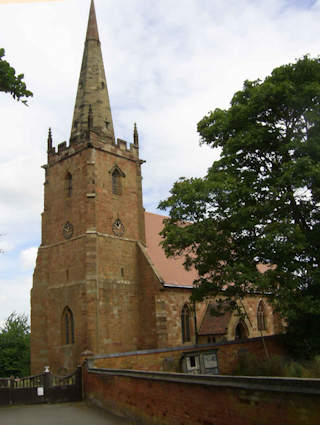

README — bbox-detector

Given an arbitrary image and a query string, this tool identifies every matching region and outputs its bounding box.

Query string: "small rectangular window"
[190,356,196,367]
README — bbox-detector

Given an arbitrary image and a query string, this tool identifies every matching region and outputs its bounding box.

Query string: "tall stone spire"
[70,0,115,143]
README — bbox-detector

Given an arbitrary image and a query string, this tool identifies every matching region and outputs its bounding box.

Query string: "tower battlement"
[47,129,140,167]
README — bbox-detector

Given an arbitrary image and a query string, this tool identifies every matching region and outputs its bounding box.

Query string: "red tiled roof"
[144,212,197,287]
[144,211,273,301]
[198,303,231,335]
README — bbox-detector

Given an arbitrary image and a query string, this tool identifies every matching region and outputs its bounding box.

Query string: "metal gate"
[0,366,82,406]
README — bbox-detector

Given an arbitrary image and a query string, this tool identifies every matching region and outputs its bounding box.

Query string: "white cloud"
[20,247,38,271]
[0,275,32,320]
[0,238,14,253]
[0,0,319,322]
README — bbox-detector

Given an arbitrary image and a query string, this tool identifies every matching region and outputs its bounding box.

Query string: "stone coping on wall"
[88,335,282,360]
[87,367,320,395]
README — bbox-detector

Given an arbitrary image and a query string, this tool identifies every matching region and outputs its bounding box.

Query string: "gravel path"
[0,402,131,425]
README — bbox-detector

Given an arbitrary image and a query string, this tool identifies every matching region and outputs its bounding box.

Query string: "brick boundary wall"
[89,335,285,374]
[83,366,320,425]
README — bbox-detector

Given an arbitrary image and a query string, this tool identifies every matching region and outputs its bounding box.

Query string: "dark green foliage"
[0,313,30,377]
[233,353,285,377]
[159,56,320,354]
[284,311,320,359]
[233,352,320,378]
[0,48,33,105]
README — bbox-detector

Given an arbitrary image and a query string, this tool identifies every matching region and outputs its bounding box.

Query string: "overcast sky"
[0,0,319,325]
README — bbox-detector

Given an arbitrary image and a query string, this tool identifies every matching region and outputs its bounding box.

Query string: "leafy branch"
[0,48,33,105]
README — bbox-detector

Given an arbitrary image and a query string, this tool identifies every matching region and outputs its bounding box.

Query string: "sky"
[0,0,319,325]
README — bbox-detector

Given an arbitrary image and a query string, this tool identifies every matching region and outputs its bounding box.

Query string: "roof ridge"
[145,210,169,219]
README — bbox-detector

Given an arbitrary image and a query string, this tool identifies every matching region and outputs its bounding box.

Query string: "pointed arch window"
[62,307,74,345]
[235,320,248,340]
[257,300,266,331]
[65,172,72,197]
[109,165,125,195]
[181,304,191,343]
[112,169,122,195]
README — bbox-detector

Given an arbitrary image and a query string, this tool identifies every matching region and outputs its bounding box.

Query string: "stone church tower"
[31,0,149,373]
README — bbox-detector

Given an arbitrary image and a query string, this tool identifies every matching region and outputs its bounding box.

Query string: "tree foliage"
[159,56,320,354]
[0,313,30,377]
[0,48,33,105]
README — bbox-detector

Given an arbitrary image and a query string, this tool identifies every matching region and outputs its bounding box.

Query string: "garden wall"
[84,366,320,425]
[89,335,284,375]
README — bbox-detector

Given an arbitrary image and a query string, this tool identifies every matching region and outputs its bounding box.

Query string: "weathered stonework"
[31,131,146,373]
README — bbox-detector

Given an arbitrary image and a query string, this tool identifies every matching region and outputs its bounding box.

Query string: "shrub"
[232,353,320,378]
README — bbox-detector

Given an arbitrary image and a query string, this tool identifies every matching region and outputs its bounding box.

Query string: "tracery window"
[62,306,74,345]
[112,168,122,195]
[257,300,266,331]
[181,304,191,343]
[65,172,72,197]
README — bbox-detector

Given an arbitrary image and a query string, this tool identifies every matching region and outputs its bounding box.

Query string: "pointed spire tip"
[86,0,99,42]
[70,0,115,142]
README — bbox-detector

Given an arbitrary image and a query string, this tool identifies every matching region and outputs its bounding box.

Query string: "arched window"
[257,300,266,331]
[65,172,72,197]
[181,304,191,343]
[235,320,248,340]
[62,307,74,345]
[112,169,122,195]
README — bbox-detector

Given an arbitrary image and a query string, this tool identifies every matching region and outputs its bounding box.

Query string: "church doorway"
[235,320,249,340]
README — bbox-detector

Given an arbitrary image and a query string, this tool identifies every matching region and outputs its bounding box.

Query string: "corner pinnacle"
[47,127,53,152]
[133,123,139,146]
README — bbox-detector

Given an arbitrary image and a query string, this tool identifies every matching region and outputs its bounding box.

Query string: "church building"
[31,0,280,374]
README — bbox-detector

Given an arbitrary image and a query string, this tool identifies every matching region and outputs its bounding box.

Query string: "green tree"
[159,56,320,356]
[0,48,33,104]
[0,313,30,377]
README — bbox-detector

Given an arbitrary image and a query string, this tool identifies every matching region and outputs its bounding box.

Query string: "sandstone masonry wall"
[90,336,284,375]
